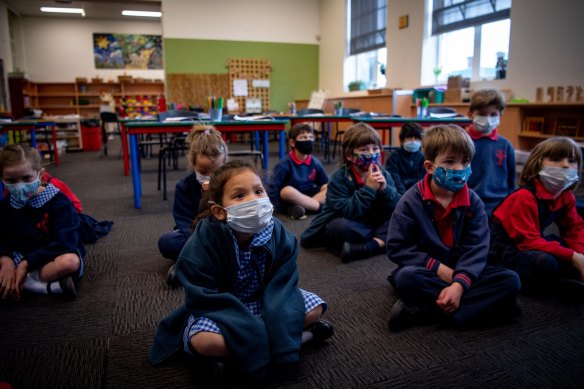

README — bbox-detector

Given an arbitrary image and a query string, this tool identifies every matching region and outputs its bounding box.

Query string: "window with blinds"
[432,0,511,35]
[349,0,387,56]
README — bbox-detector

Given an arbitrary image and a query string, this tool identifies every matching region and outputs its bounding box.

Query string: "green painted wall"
[164,38,319,112]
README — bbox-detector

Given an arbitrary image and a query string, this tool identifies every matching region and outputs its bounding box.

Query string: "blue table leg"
[262,131,269,174]
[30,130,37,148]
[130,134,142,209]
[279,130,286,159]
[254,131,260,152]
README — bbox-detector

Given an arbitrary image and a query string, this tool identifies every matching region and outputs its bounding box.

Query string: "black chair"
[332,107,361,160]
[100,112,122,158]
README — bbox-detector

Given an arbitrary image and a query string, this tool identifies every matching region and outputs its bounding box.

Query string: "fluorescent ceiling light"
[122,10,161,17]
[40,7,85,16]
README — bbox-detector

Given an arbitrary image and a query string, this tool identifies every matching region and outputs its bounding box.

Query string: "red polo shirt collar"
[420,173,470,209]
[289,150,312,166]
[467,125,499,141]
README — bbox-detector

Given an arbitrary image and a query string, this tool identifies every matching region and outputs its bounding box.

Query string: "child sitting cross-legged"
[149,160,333,381]
[268,123,328,220]
[301,122,400,262]
[386,125,521,331]
[0,145,84,301]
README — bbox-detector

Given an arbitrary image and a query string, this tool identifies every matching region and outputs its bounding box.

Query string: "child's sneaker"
[287,205,307,220]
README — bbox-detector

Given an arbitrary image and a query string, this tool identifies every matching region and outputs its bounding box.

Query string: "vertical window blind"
[432,0,511,35]
[349,0,387,56]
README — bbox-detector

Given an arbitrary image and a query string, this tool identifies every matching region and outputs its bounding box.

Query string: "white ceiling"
[5,0,162,21]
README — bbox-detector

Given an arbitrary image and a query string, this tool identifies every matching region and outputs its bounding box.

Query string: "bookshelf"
[10,78,165,151]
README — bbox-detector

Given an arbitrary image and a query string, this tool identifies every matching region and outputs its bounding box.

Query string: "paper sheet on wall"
[233,79,248,96]
[252,79,270,88]
[245,98,262,113]
[307,89,327,110]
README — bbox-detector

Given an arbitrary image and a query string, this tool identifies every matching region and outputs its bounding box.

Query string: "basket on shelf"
[75,77,88,84]
[118,75,133,83]
[91,77,103,83]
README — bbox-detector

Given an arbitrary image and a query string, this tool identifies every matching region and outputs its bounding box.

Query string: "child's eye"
[568,158,577,164]
[234,193,244,199]
[255,188,264,195]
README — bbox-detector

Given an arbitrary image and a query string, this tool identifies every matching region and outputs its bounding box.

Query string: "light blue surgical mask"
[539,166,579,196]
[403,140,421,153]
[432,165,472,192]
[3,176,41,203]
[473,115,500,134]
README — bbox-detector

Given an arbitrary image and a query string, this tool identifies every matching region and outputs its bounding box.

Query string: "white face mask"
[473,115,500,134]
[195,171,211,186]
[221,197,273,234]
[539,166,579,196]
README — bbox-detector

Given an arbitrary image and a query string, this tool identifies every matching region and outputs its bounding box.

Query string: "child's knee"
[304,304,324,327]
[56,253,81,274]
[190,332,227,356]
[533,252,559,274]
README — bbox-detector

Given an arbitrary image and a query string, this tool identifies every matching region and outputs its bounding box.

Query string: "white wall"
[162,0,320,44]
[21,17,164,81]
[318,0,584,101]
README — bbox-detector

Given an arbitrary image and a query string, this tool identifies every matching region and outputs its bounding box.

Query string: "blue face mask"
[432,165,472,192]
[4,177,41,203]
[403,140,421,153]
[353,152,381,170]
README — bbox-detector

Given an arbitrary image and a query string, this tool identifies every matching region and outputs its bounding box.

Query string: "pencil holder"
[209,108,223,122]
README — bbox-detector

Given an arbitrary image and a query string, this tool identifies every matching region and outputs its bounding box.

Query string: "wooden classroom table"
[124,120,288,208]
[0,120,59,165]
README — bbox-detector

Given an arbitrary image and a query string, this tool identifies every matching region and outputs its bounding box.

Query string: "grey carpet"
[1,140,583,388]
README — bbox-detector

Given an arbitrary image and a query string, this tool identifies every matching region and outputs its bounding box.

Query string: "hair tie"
[203,129,210,135]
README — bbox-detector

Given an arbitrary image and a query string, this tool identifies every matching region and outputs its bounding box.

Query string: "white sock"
[301,330,314,344]
[23,271,63,294]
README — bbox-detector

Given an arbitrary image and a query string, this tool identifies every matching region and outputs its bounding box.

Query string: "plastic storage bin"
[81,119,102,151]
[412,88,445,104]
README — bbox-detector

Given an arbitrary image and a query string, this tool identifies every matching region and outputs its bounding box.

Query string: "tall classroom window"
[345,0,387,91]
[431,0,511,82]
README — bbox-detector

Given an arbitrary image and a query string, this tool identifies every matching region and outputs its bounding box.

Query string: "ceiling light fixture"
[40,7,85,16]
[122,10,162,18]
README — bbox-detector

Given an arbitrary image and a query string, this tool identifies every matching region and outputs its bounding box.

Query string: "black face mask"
[294,140,314,155]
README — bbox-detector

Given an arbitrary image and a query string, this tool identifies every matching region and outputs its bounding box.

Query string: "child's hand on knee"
[436,282,463,314]
[0,256,17,300]
[571,252,584,280]
[14,260,28,301]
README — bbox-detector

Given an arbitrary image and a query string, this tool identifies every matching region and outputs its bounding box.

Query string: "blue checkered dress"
[183,219,325,353]
[10,184,84,277]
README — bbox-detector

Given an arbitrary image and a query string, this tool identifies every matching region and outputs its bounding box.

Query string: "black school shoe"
[47,276,77,300]
[287,205,307,220]
[166,263,180,287]
[341,241,384,263]
[388,299,437,332]
[305,319,334,344]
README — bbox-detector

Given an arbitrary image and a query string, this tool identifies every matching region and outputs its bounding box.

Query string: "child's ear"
[423,160,435,174]
[289,138,295,149]
[210,204,227,221]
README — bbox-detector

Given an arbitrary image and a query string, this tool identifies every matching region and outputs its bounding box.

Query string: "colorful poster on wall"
[93,33,163,69]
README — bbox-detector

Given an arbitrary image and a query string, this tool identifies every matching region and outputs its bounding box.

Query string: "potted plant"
[348,80,366,92]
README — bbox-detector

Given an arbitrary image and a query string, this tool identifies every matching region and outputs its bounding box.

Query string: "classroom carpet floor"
[1,139,583,388]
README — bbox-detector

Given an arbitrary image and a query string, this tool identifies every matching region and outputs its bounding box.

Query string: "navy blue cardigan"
[0,192,84,271]
[149,216,305,377]
[385,148,425,195]
[172,172,203,237]
[386,179,489,290]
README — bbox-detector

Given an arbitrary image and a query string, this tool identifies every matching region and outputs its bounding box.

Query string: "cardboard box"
[444,88,472,103]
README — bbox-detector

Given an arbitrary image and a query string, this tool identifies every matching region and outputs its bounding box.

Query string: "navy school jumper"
[386,175,520,325]
[385,147,425,195]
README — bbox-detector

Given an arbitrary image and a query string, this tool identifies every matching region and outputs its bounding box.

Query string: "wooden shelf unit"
[11,79,165,150]
[408,102,584,151]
